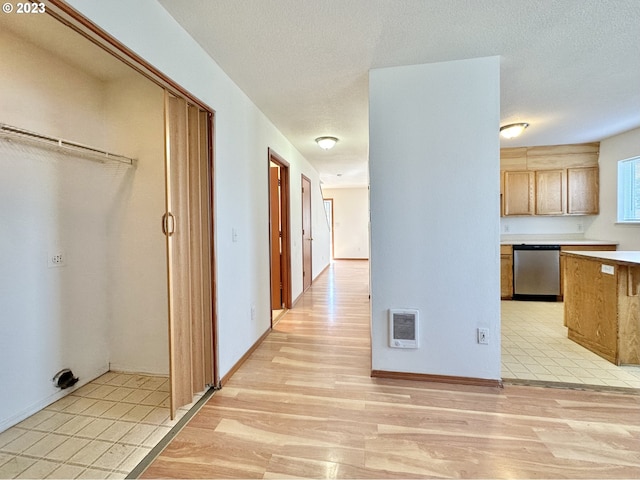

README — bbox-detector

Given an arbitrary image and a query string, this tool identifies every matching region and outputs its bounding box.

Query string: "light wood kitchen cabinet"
[567,166,599,214]
[500,245,513,299]
[503,171,534,216]
[535,169,566,215]
[502,167,599,217]
[500,143,599,217]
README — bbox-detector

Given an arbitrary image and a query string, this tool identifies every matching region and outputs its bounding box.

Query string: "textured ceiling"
[157,0,640,187]
[6,2,637,188]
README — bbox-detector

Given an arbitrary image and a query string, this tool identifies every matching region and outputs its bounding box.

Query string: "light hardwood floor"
[141,261,640,479]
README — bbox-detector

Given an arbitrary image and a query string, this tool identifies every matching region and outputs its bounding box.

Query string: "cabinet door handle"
[162,212,175,236]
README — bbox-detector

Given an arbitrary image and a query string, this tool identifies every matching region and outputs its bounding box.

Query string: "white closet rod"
[0,123,135,166]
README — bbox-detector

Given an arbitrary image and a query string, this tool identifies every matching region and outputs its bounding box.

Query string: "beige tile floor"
[0,372,203,479]
[501,300,640,388]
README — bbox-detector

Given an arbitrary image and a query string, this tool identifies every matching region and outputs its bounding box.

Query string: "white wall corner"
[369,56,501,381]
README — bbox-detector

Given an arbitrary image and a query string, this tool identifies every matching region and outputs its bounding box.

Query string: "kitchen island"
[562,251,640,365]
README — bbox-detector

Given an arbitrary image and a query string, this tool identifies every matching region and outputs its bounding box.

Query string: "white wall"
[104,76,168,374]
[369,57,501,381]
[0,29,112,430]
[322,187,369,259]
[0,29,106,146]
[500,215,596,237]
[587,127,640,250]
[66,0,329,378]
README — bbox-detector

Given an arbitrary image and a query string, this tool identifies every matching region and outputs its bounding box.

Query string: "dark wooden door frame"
[268,149,292,316]
[269,166,283,309]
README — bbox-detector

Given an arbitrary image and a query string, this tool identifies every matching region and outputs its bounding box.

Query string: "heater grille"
[389,309,419,348]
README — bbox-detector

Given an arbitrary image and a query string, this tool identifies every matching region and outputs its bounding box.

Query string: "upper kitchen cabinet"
[501,142,599,217]
[536,169,566,215]
[504,171,534,215]
[567,166,599,214]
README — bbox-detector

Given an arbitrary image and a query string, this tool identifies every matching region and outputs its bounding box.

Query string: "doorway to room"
[302,175,313,291]
[323,198,334,261]
[268,149,292,324]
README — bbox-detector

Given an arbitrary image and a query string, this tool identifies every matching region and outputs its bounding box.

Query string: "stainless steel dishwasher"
[512,245,561,300]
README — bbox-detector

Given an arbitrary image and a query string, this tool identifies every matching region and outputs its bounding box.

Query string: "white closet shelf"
[0,123,136,166]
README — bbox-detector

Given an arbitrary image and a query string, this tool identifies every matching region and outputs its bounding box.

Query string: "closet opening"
[0,0,217,463]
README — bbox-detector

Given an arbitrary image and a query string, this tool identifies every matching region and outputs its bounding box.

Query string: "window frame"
[617,156,640,223]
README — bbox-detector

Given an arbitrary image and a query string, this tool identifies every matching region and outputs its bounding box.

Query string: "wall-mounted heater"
[388,309,419,349]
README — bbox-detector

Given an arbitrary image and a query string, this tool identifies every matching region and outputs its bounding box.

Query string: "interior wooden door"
[164,94,192,417]
[268,150,292,310]
[269,166,283,308]
[164,92,215,418]
[302,175,312,291]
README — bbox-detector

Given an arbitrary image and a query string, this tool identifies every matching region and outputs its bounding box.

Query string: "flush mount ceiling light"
[315,136,338,150]
[499,123,529,139]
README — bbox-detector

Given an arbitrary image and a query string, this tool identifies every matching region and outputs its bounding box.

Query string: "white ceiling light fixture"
[315,136,338,150]
[500,123,529,139]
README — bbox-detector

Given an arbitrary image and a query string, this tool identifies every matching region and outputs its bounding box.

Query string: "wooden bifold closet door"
[164,92,214,418]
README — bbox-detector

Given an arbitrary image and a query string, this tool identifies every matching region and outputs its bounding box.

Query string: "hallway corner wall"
[369,56,501,381]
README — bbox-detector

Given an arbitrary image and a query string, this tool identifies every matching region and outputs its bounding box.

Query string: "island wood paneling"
[564,254,618,362]
[563,252,640,365]
[618,264,640,364]
[559,244,617,298]
[141,261,640,479]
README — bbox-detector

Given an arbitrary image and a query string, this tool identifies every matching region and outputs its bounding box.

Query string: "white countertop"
[562,250,640,266]
[500,236,618,246]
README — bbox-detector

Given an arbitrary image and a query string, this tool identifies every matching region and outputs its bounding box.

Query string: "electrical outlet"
[477,328,489,345]
[577,222,584,232]
[48,251,65,268]
[251,304,256,321]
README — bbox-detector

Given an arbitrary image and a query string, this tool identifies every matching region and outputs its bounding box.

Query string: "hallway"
[140,261,639,479]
